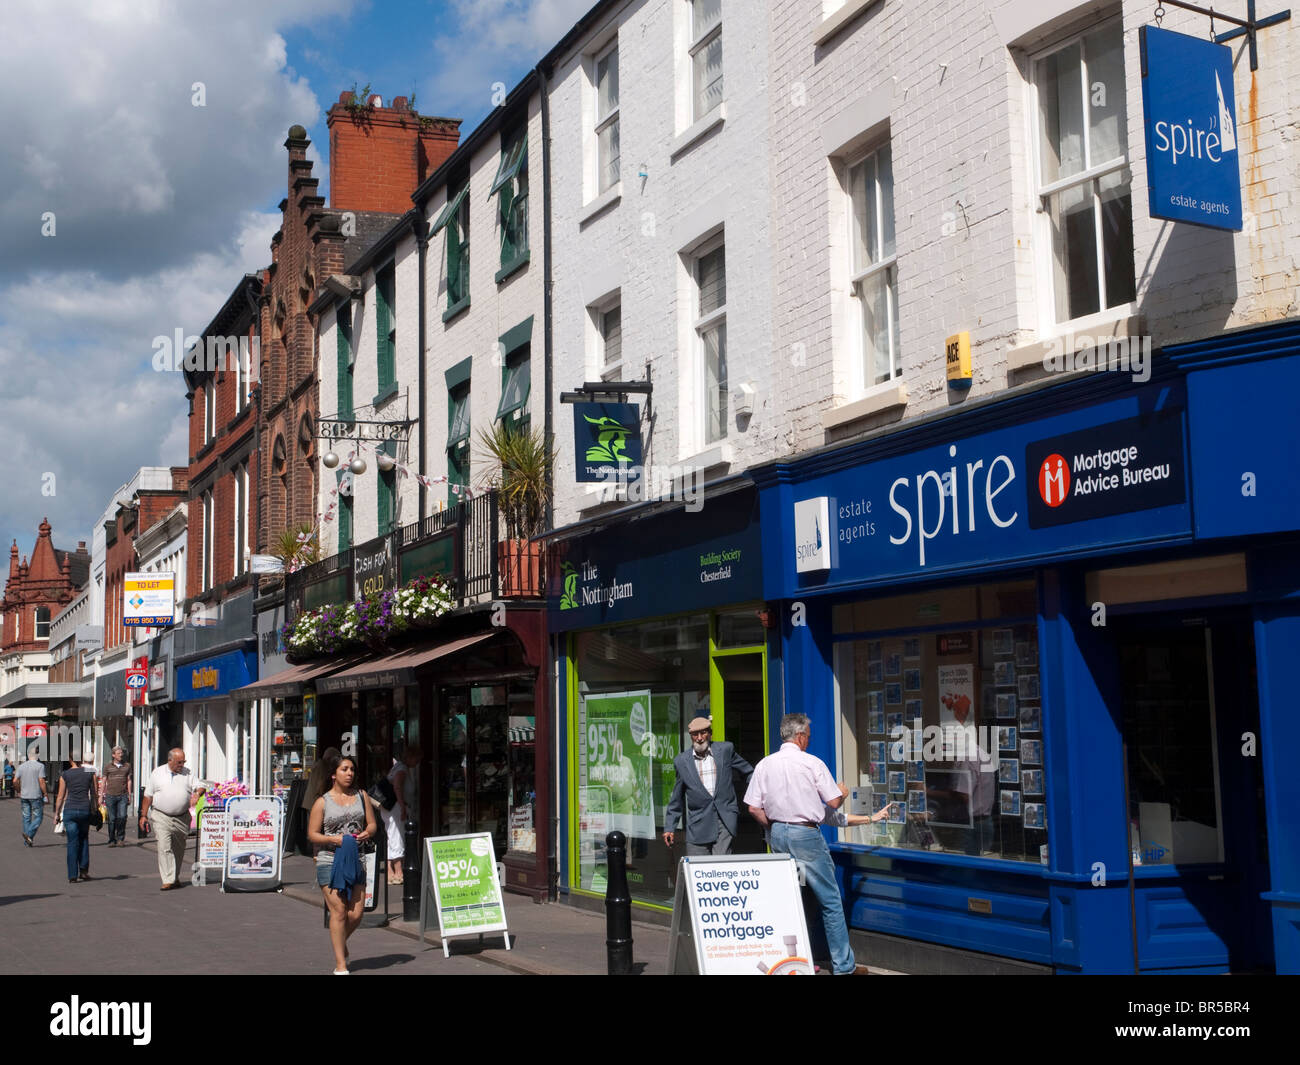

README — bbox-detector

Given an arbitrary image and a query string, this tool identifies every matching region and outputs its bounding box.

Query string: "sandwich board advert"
[418,832,510,957]
[221,796,284,893]
[667,854,814,975]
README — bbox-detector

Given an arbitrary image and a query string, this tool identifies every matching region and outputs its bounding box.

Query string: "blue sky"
[0,0,592,573]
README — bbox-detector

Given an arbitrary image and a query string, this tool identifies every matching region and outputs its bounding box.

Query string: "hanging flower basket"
[281,574,455,659]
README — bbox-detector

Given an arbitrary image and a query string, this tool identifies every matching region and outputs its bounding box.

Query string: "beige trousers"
[150,808,190,885]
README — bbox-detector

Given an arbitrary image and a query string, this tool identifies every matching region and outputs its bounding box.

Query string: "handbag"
[86,773,103,830]
[368,776,397,811]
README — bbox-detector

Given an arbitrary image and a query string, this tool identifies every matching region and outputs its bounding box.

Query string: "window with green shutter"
[492,127,528,271]
[447,384,470,506]
[336,469,353,552]
[376,441,396,534]
[432,182,470,312]
[336,303,354,418]
[497,345,530,425]
[375,265,396,399]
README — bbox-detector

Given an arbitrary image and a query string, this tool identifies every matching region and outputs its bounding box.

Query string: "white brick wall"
[546,0,774,527]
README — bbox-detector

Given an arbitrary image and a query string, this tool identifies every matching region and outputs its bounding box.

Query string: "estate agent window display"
[834,579,1047,863]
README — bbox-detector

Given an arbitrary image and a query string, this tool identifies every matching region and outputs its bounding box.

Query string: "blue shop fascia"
[751,318,1300,976]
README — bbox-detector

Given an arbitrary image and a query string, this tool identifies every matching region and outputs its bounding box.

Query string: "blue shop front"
[752,320,1300,975]
[174,646,258,788]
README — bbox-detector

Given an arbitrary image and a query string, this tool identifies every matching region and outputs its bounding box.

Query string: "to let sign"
[1139,25,1242,231]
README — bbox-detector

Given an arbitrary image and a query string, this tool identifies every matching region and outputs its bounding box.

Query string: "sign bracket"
[1156,0,1290,69]
[560,363,653,420]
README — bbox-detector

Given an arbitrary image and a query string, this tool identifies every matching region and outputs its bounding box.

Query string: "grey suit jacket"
[663,742,755,844]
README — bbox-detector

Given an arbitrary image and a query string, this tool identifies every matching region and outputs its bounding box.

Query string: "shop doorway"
[1114,612,1271,972]
[712,649,768,856]
[438,685,510,857]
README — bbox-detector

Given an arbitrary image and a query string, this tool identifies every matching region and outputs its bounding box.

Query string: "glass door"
[438,685,510,857]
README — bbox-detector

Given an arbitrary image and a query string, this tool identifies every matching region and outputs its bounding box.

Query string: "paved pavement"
[2,799,895,975]
[0,798,670,976]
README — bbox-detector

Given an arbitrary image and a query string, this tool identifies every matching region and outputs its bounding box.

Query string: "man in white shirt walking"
[139,748,206,890]
[744,713,856,975]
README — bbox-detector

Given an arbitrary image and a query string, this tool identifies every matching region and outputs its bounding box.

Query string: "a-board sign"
[418,833,511,958]
[667,854,814,975]
[198,807,228,869]
[221,796,284,893]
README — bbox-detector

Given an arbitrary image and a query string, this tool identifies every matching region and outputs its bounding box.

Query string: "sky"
[0,0,593,569]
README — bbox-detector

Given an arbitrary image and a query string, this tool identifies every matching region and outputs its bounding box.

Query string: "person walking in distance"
[3,758,14,798]
[744,713,856,975]
[54,755,97,883]
[102,747,131,847]
[138,748,207,890]
[307,755,376,974]
[662,717,754,855]
[16,753,48,845]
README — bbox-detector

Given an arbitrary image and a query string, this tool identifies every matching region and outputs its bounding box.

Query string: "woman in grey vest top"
[307,756,376,974]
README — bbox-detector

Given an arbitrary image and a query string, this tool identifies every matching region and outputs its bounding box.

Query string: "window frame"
[689,0,724,123]
[444,185,471,311]
[846,142,900,390]
[447,384,471,504]
[594,40,620,194]
[201,489,215,591]
[692,237,728,447]
[34,607,50,641]
[336,302,355,418]
[1028,16,1135,328]
[496,345,531,424]
[598,301,623,383]
[203,381,216,444]
[374,264,396,397]
[493,127,529,271]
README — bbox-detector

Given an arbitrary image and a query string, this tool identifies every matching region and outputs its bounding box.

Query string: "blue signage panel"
[549,488,763,630]
[1140,25,1242,231]
[176,649,256,701]
[573,403,643,482]
[767,385,1192,596]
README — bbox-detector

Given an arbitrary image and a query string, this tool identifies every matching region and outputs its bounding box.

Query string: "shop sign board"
[573,402,643,482]
[353,536,395,599]
[667,854,814,975]
[221,796,283,892]
[1140,26,1242,232]
[418,833,510,957]
[550,487,762,630]
[123,572,175,627]
[197,806,228,870]
[175,649,256,701]
[794,496,831,573]
[779,386,1190,594]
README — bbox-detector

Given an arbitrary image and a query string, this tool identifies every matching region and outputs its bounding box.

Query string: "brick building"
[0,520,91,725]
[256,98,460,555]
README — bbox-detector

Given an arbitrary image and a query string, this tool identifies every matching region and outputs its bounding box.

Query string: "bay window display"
[834,579,1047,862]
[573,615,710,904]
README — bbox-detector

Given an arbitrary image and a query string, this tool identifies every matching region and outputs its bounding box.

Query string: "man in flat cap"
[662,717,754,855]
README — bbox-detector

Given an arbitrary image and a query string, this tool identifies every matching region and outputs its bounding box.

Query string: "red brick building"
[102,475,188,652]
[256,97,459,554]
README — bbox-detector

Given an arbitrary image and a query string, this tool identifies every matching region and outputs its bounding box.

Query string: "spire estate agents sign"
[1139,25,1242,231]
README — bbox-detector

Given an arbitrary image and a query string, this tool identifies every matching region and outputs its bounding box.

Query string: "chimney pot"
[368,94,383,108]
[392,96,408,111]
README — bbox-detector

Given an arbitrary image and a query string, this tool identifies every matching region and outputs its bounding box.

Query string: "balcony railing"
[285,488,545,622]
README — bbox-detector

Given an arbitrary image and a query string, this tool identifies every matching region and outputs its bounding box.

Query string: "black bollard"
[605,830,633,975]
[403,819,420,921]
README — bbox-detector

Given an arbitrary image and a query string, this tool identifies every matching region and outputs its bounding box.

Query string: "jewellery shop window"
[573,615,710,905]
[833,580,1047,863]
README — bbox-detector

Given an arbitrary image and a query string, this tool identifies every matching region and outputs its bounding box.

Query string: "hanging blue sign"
[1139,25,1242,231]
[573,403,643,482]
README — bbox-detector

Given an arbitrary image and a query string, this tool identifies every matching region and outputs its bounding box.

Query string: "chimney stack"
[327,91,461,215]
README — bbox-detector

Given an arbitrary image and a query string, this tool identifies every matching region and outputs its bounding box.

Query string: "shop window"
[573,615,711,905]
[847,142,899,387]
[1031,17,1135,323]
[1120,628,1223,865]
[834,579,1046,863]
[715,607,764,648]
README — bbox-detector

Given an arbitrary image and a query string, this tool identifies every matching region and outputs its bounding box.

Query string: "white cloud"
[0,0,351,560]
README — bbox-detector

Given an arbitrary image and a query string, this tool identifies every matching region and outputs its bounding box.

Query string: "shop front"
[284,500,552,898]
[174,647,257,787]
[549,484,768,912]
[93,656,131,767]
[753,322,1300,974]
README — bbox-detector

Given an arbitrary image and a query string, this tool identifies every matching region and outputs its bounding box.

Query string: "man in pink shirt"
[744,713,855,975]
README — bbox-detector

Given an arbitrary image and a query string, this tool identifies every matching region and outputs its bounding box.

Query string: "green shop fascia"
[547,481,771,909]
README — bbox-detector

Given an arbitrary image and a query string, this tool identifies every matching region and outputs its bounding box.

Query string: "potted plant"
[476,420,553,596]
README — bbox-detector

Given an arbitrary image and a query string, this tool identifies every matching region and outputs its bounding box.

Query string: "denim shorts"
[315,860,334,888]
